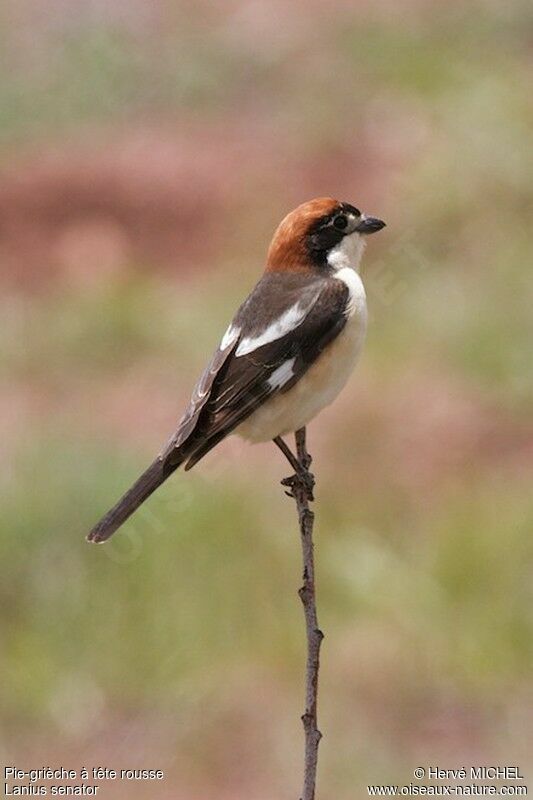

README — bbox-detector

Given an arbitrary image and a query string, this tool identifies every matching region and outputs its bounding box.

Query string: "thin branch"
[275,427,323,800]
[274,435,302,476]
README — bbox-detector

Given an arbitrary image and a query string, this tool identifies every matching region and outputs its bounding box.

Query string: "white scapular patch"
[267,357,296,389]
[327,230,366,273]
[220,324,240,350]
[236,300,313,357]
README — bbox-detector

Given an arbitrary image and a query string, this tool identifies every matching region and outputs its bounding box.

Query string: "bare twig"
[274,427,323,800]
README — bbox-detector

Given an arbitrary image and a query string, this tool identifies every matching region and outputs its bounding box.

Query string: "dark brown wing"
[160,326,240,462]
[173,276,350,469]
[88,274,348,543]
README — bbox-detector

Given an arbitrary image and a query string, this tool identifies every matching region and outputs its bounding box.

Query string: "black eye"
[333,214,348,230]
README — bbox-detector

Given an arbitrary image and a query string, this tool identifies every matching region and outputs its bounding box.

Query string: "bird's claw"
[281,470,315,502]
[300,451,313,470]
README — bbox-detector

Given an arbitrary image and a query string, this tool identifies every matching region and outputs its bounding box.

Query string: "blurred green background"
[1,1,532,797]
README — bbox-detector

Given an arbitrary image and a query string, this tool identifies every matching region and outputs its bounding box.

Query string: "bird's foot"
[300,450,312,471]
[281,469,315,502]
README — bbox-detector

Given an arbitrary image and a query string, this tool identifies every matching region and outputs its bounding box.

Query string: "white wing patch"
[220,324,240,350]
[236,299,312,357]
[267,357,296,390]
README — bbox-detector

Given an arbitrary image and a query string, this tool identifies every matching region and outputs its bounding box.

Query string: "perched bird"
[87,197,385,543]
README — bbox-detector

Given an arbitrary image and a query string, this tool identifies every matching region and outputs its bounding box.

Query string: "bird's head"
[266,197,385,274]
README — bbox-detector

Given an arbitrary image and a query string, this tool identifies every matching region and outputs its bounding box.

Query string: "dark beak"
[356,216,386,235]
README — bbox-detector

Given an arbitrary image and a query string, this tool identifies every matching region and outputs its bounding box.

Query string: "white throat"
[326,231,366,273]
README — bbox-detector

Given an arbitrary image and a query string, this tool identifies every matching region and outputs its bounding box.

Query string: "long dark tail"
[87,455,184,544]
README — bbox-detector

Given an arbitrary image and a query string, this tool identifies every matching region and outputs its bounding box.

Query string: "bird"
[87,197,385,543]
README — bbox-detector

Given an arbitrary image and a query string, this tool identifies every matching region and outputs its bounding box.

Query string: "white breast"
[237,268,367,443]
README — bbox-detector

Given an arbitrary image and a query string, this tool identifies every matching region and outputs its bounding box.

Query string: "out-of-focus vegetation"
[1,2,532,797]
